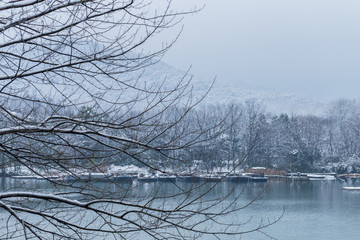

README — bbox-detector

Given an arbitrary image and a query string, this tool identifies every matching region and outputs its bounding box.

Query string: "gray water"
[239,180,360,240]
[0,178,359,240]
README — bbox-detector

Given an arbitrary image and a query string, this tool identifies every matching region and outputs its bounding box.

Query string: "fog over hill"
[6,54,327,116]
[144,61,328,116]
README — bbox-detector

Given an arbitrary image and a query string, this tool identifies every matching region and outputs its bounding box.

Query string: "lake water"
[0,178,359,240]
[238,180,360,240]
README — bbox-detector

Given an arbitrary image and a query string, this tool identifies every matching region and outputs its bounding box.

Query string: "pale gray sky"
[160,0,360,101]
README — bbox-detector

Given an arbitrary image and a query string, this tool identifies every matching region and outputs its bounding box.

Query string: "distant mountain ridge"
[199,82,327,116]
[4,54,327,116]
[144,61,327,116]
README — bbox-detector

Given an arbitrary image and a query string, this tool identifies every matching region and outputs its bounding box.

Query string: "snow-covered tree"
[0,1,280,239]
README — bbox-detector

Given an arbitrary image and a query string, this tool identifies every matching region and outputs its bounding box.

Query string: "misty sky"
[159,0,360,101]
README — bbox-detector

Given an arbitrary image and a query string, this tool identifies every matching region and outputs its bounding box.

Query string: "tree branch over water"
[0,0,280,239]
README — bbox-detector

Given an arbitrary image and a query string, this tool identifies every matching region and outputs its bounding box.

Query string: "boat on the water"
[137,173,158,182]
[250,176,268,182]
[307,174,336,181]
[226,174,250,183]
[342,186,360,191]
[157,173,176,182]
[307,174,325,180]
[177,174,201,183]
[226,174,268,183]
[112,174,134,182]
[12,175,43,180]
[200,174,223,182]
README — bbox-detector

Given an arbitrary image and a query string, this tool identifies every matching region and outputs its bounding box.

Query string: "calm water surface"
[0,178,359,240]
[240,180,360,240]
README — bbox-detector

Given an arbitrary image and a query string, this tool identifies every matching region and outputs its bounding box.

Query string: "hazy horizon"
[158,0,360,102]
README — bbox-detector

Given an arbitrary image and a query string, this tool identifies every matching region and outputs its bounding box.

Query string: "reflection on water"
[0,178,359,239]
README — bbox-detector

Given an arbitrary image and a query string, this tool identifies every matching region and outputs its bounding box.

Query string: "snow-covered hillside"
[4,54,327,116]
[142,61,327,116]
[198,82,327,115]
